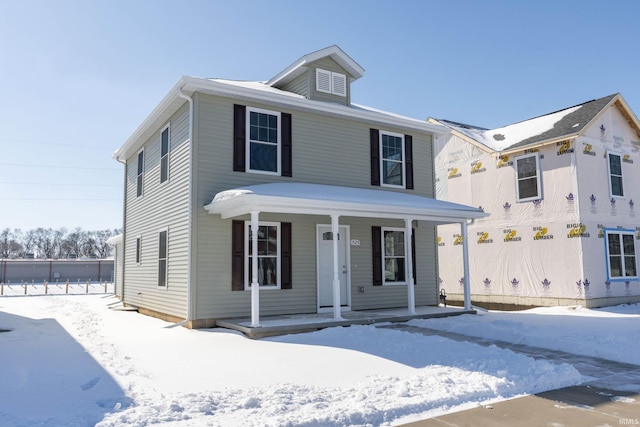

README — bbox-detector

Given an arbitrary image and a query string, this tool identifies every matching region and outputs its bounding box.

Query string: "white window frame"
[380,130,405,188]
[244,221,281,290]
[604,228,638,281]
[606,151,624,198]
[514,152,542,202]
[246,107,281,175]
[160,123,170,184]
[158,228,168,288]
[315,68,347,97]
[135,235,141,265]
[136,148,144,198]
[381,227,407,286]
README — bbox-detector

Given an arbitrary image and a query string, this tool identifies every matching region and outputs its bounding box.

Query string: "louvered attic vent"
[316,68,346,97]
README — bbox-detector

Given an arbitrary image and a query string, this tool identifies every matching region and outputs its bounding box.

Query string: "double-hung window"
[136,150,144,198]
[158,229,168,287]
[245,222,280,289]
[605,229,637,280]
[160,125,170,184]
[247,107,280,174]
[607,151,624,197]
[382,228,406,285]
[514,152,541,202]
[380,131,405,187]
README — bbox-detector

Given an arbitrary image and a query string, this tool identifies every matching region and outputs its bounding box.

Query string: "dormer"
[266,45,365,106]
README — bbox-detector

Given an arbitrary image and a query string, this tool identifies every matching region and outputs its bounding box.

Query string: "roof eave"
[495,133,581,157]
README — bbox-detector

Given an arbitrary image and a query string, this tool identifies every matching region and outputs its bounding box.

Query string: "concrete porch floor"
[215,305,475,338]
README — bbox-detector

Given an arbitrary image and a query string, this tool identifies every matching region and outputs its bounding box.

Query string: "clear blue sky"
[2,0,639,230]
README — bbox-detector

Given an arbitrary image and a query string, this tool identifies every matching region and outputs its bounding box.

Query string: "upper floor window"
[514,152,541,202]
[160,125,170,183]
[136,149,144,198]
[316,68,347,97]
[607,151,624,197]
[605,229,637,280]
[247,107,281,175]
[380,131,405,187]
[234,104,292,177]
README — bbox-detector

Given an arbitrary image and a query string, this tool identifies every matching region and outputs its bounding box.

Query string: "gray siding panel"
[123,103,191,319]
[280,73,310,98]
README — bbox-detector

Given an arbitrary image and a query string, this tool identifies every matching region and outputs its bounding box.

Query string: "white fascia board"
[205,194,487,223]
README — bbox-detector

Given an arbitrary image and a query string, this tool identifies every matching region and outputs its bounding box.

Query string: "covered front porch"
[216,304,475,339]
[204,182,487,332]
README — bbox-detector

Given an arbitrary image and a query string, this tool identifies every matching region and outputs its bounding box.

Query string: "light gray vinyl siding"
[307,56,351,106]
[192,93,438,319]
[123,103,190,319]
[278,72,310,98]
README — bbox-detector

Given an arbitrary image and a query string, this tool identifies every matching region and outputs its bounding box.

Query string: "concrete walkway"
[384,325,640,426]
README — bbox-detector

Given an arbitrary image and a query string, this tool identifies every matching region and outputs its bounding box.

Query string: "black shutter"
[411,229,417,285]
[281,113,292,177]
[372,226,382,286]
[405,135,414,190]
[370,129,380,186]
[233,104,246,172]
[231,220,244,291]
[281,222,292,289]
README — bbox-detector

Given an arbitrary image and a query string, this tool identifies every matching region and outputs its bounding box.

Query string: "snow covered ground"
[0,295,637,427]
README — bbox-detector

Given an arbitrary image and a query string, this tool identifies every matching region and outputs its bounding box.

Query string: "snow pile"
[3,295,630,426]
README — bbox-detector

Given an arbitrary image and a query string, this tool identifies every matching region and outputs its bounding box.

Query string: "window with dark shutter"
[370,129,380,186]
[405,135,414,190]
[372,226,382,285]
[231,220,245,291]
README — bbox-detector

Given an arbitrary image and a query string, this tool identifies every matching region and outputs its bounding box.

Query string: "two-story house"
[431,93,640,309]
[113,46,485,331]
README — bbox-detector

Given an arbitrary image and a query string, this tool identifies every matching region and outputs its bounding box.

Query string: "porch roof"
[204,182,487,223]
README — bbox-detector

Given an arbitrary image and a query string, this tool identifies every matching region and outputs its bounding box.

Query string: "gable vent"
[332,72,347,96]
[316,69,332,94]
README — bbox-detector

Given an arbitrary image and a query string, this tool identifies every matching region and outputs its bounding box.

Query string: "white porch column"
[461,220,471,310]
[331,214,343,320]
[250,211,261,327]
[405,218,416,314]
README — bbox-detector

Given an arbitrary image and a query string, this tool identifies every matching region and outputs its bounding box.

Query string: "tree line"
[0,228,122,260]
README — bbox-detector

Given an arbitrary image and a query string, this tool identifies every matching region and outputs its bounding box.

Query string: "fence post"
[104,281,107,292]
[1,282,3,296]
[23,281,27,295]
[86,280,89,294]
[66,280,69,294]
[45,280,48,295]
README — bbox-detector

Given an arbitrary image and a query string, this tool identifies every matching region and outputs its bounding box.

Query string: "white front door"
[317,225,350,310]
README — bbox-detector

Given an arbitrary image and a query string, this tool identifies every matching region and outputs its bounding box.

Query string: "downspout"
[178,89,194,325]
[114,155,127,302]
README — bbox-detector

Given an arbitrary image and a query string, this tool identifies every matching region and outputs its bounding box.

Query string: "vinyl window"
[245,222,280,289]
[382,228,406,285]
[380,131,405,187]
[607,151,624,197]
[247,107,280,174]
[605,229,637,280]
[160,125,170,184]
[515,152,541,202]
[158,229,168,287]
[136,149,144,198]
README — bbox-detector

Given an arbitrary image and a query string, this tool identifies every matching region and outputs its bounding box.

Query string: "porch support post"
[331,214,343,320]
[405,218,416,314]
[461,220,471,310]
[250,211,261,327]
